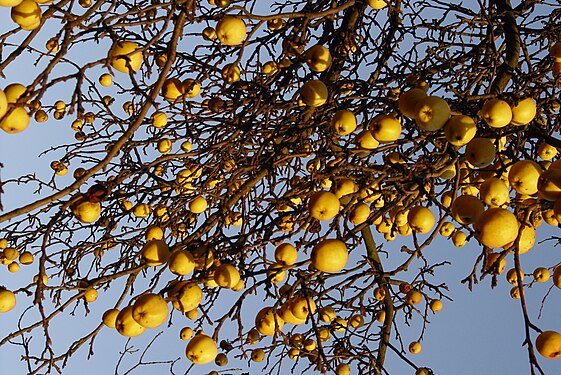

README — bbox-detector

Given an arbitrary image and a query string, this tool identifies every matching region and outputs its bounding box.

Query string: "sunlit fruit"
[311,239,348,273]
[479,177,510,207]
[168,249,196,276]
[290,296,316,319]
[0,106,30,134]
[0,289,16,312]
[538,168,561,201]
[189,196,207,214]
[182,78,200,98]
[332,109,357,136]
[221,63,240,84]
[161,78,184,102]
[99,73,112,87]
[508,160,543,195]
[405,290,422,305]
[275,243,298,266]
[141,239,170,266]
[308,191,340,221]
[132,293,169,328]
[84,287,98,303]
[108,41,143,74]
[511,98,537,126]
[535,331,561,359]
[180,327,194,340]
[19,251,33,265]
[465,138,496,168]
[214,264,241,289]
[506,268,524,285]
[0,0,24,6]
[398,88,427,118]
[349,202,370,225]
[444,115,477,146]
[367,0,387,9]
[429,299,443,312]
[480,98,512,128]
[414,96,451,131]
[407,206,435,234]
[215,16,246,46]
[186,333,218,364]
[369,115,401,143]
[102,308,120,328]
[409,341,422,354]
[505,223,535,254]
[115,306,146,337]
[319,306,336,322]
[71,195,101,223]
[169,282,203,312]
[533,267,550,282]
[538,143,558,160]
[11,0,42,30]
[305,45,332,72]
[475,208,518,248]
[300,80,328,107]
[451,194,484,224]
[4,83,27,104]
[255,306,284,336]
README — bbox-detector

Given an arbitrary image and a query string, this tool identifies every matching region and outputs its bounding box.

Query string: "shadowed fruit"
[108,41,143,73]
[300,80,328,107]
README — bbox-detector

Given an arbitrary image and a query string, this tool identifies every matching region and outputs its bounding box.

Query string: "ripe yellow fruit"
[274,243,298,266]
[479,177,510,207]
[308,191,340,221]
[452,231,467,247]
[405,290,422,305]
[132,203,151,218]
[98,73,112,86]
[439,221,455,237]
[484,252,506,274]
[429,299,443,312]
[451,194,484,224]
[278,302,306,325]
[182,78,200,98]
[11,0,42,30]
[398,88,427,118]
[186,333,218,364]
[0,106,30,133]
[221,63,240,84]
[334,178,358,198]
[535,331,561,359]
[533,267,550,282]
[367,0,387,9]
[510,98,536,126]
[71,196,101,223]
[188,196,207,214]
[0,0,24,6]
[19,251,33,265]
[290,296,316,319]
[480,98,512,128]
[506,268,524,285]
[4,83,27,104]
[554,266,561,289]
[369,115,401,143]
[168,249,196,276]
[215,16,246,46]
[414,96,451,131]
[475,208,519,248]
[84,288,98,303]
[0,289,16,312]
[251,348,265,362]
[108,41,143,74]
[255,307,284,336]
[349,202,371,225]
[115,306,146,337]
[150,111,167,128]
[132,293,169,328]
[180,327,194,340]
[332,109,357,136]
[169,282,203,312]
[407,206,435,234]
[465,137,496,168]
[319,306,336,322]
[102,308,120,328]
[505,223,535,254]
[305,45,332,72]
[409,341,422,354]
[538,143,558,161]
[161,78,184,103]
[141,239,170,266]
[311,239,348,273]
[444,115,477,147]
[3,247,19,261]
[538,168,561,201]
[300,80,328,107]
[214,264,241,289]
[508,160,543,195]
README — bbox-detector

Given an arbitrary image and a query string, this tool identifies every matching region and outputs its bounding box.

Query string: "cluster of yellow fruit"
[0,83,32,134]
[0,238,34,274]
[1,0,44,31]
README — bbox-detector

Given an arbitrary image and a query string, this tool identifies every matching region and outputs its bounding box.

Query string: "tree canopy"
[1,0,561,374]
